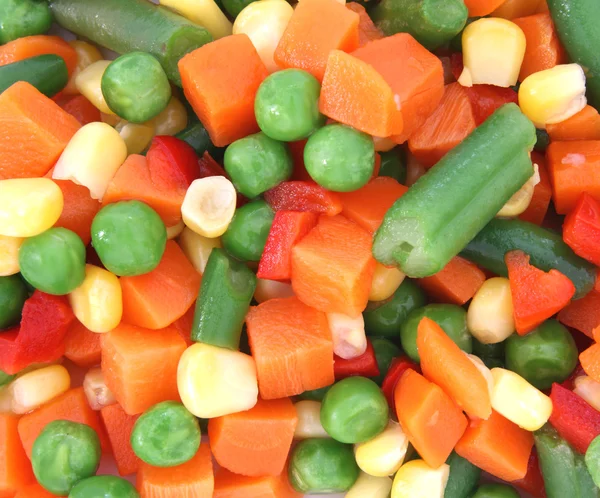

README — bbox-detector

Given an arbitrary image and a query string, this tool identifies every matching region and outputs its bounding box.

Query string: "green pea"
[298,385,332,402]
[505,320,578,390]
[0,0,53,44]
[0,275,28,329]
[363,279,426,338]
[472,338,505,360]
[471,483,520,498]
[371,337,401,386]
[0,369,15,388]
[378,148,407,184]
[585,435,600,488]
[101,52,172,123]
[69,475,140,498]
[18,228,86,295]
[255,69,324,142]
[221,0,255,17]
[221,199,274,262]
[131,401,200,468]
[320,376,388,444]
[91,201,167,277]
[224,132,293,198]
[32,420,101,496]
[289,438,359,493]
[304,124,375,192]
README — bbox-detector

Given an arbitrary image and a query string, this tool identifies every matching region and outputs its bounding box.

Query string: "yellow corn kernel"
[490,368,553,431]
[406,152,426,187]
[69,264,123,333]
[0,387,13,413]
[294,400,329,439]
[392,459,450,498]
[327,312,367,360]
[167,220,185,240]
[154,96,188,136]
[177,227,221,274]
[518,64,587,128]
[64,40,103,95]
[83,367,116,411]
[466,353,494,398]
[573,375,600,412]
[75,60,115,115]
[373,136,397,153]
[233,0,294,73]
[0,178,63,237]
[254,278,295,303]
[346,472,393,498]
[182,177,237,238]
[459,18,526,88]
[101,112,121,127]
[0,235,23,276]
[369,263,405,302]
[177,343,259,418]
[497,164,539,218]
[10,365,70,414]
[52,122,128,201]
[355,421,409,477]
[115,119,156,155]
[467,277,515,344]
[160,0,232,39]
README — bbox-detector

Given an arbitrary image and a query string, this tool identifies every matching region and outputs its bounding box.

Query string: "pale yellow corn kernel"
[405,152,426,187]
[75,60,115,115]
[115,119,156,155]
[466,354,494,398]
[467,277,515,344]
[0,235,23,276]
[392,459,450,498]
[327,312,367,360]
[573,375,600,412]
[497,164,539,218]
[177,343,259,418]
[490,367,553,431]
[346,472,393,498]
[167,220,185,240]
[177,227,221,274]
[10,365,70,414]
[233,0,294,73]
[160,0,232,39]
[518,64,587,128]
[52,122,128,201]
[254,278,295,303]
[459,18,526,88]
[154,97,188,136]
[355,421,409,477]
[373,136,397,153]
[69,265,123,333]
[294,400,329,439]
[182,177,237,238]
[64,40,103,95]
[0,387,13,413]
[83,367,116,411]
[0,178,63,237]
[101,112,121,127]
[369,263,406,302]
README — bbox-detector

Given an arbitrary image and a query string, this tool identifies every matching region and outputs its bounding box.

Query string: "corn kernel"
[294,400,329,439]
[573,375,600,412]
[83,367,116,411]
[177,343,259,418]
[490,367,553,431]
[459,18,526,88]
[467,277,515,344]
[327,312,367,360]
[0,178,63,237]
[75,60,115,115]
[518,64,587,128]
[466,353,494,398]
[392,459,450,498]
[373,136,397,153]
[497,164,539,217]
[355,421,409,477]
[115,119,156,155]
[167,220,185,240]
[64,40,103,95]
[177,227,221,274]
[0,235,23,276]
[154,96,188,136]
[181,177,237,238]
[369,263,406,302]
[0,387,13,413]
[69,264,123,333]
[10,365,70,414]
[346,472,393,498]
[160,0,232,39]
[101,112,120,127]
[52,122,128,201]
[254,278,295,303]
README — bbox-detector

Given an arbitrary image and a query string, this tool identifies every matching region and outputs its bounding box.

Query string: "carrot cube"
[52,180,101,246]
[213,467,301,498]
[100,403,141,476]
[63,319,102,368]
[0,414,34,497]
[14,483,56,498]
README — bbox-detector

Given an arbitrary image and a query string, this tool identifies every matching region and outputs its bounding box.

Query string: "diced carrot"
[101,323,186,415]
[0,36,77,76]
[417,317,492,419]
[179,34,269,147]
[214,467,301,498]
[209,397,298,476]
[519,153,552,225]
[137,443,214,498]
[394,369,467,469]
[120,240,201,330]
[417,256,486,306]
[537,0,549,12]
[0,81,80,180]
[100,403,141,476]
[172,305,195,347]
[264,181,343,216]
[464,0,506,16]
[246,296,334,399]
[580,344,600,384]
[63,319,102,367]
[52,179,101,245]
[338,177,408,234]
[557,290,600,338]
[346,2,384,47]
[547,106,600,141]
[464,84,519,126]
[372,152,382,178]
[14,483,56,498]
[0,414,34,497]
[274,0,359,81]
[291,215,376,316]
[492,0,547,18]
[408,83,477,167]
[57,94,102,126]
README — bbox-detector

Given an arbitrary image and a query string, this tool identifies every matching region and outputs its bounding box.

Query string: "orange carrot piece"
[455,410,534,482]
[63,319,102,367]
[101,323,186,416]
[214,467,301,498]
[557,289,600,338]
[209,397,298,476]
[346,3,384,47]
[246,296,334,400]
[57,94,102,126]
[291,215,376,316]
[274,0,360,81]
[0,81,80,180]
[0,36,77,76]
[100,403,141,476]
[547,106,600,141]
[395,369,467,469]
[518,153,552,225]
[0,414,34,497]
[52,179,101,245]
[464,0,506,16]
[120,240,201,330]
[580,344,600,383]
[492,0,547,18]
[179,34,268,147]
[14,483,56,498]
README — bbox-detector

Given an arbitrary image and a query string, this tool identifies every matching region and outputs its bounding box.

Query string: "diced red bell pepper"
[289,140,312,182]
[548,382,600,454]
[558,289,600,339]
[334,340,380,380]
[512,449,547,498]
[0,292,75,374]
[563,193,600,267]
[264,181,343,216]
[381,356,419,416]
[197,151,247,207]
[146,135,200,190]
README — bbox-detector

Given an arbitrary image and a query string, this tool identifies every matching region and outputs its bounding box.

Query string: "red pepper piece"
[264,181,343,216]
[146,135,200,190]
[558,289,600,338]
[512,449,547,498]
[563,193,600,267]
[334,340,380,380]
[289,140,312,182]
[0,292,75,374]
[197,151,247,207]
[381,356,419,416]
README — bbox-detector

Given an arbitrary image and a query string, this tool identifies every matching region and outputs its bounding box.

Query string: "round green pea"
[585,435,600,488]
[320,376,388,444]
[69,475,140,498]
[18,228,86,295]
[505,320,578,390]
[401,304,472,363]
[131,401,201,468]
[32,420,101,496]
[472,483,520,498]
[255,69,324,142]
[91,201,167,277]
[221,200,274,262]
[224,132,293,198]
[304,124,375,192]
[0,275,28,329]
[289,438,359,494]
[371,337,401,385]
[0,0,53,44]
[101,52,172,123]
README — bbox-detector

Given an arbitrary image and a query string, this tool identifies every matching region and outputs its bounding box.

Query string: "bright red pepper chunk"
[563,193,600,267]
[146,135,200,190]
[264,181,343,216]
[333,340,380,380]
[197,151,246,207]
[512,449,547,498]
[381,356,419,416]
